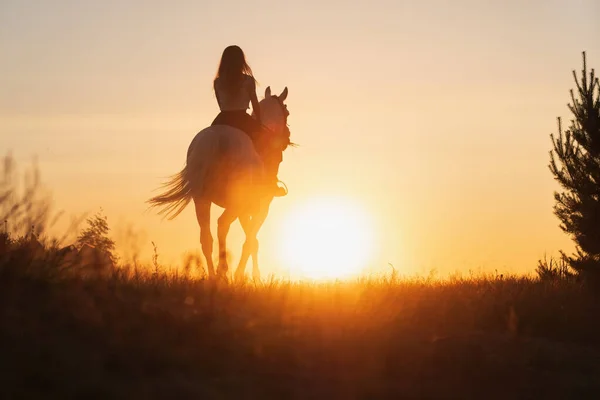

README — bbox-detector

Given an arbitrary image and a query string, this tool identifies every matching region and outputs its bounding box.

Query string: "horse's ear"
[265,86,271,98]
[279,87,288,101]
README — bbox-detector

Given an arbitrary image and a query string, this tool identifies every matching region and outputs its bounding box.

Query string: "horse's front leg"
[236,205,270,282]
[249,207,270,282]
[217,209,237,278]
[250,240,260,282]
[234,214,254,282]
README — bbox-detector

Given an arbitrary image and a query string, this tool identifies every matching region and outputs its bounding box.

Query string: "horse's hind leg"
[217,208,237,277]
[193,198,215,278]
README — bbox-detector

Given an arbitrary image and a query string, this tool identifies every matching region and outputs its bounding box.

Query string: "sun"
[278,197,376,280]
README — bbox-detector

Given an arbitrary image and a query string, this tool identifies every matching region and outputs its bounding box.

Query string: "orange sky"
[2,0,599,277]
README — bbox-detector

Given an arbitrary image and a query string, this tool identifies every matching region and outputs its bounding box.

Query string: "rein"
[260,95,292,149]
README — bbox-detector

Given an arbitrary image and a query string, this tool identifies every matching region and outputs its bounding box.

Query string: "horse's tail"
[147,163,194,220]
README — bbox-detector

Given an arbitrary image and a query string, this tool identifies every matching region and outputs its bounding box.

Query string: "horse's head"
[254,86,291,150]
[252,86,292,190]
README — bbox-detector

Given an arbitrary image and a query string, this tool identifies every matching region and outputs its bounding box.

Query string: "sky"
[1,0,599,277]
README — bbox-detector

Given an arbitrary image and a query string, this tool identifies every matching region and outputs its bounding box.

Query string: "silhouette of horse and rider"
[148,45,293,281]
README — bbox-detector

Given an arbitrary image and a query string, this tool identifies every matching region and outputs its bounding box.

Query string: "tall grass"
[1,240,600,398]
[2,153,600,398]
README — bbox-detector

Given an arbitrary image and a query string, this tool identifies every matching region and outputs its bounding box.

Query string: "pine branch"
[548,51,600,276]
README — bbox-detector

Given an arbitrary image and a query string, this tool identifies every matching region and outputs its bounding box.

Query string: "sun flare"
[278,197,376,280]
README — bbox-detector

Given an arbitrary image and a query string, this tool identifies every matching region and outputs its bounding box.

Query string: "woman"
[211,45,286,197]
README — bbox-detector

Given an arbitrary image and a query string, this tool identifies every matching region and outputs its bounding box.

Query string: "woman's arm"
[249,79,261,123]
[214,80,222,110]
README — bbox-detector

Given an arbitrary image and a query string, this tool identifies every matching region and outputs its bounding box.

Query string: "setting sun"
[278,197,376,280]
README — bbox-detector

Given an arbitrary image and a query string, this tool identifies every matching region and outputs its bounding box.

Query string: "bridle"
[261,94,291,196]
[270,95,291,148]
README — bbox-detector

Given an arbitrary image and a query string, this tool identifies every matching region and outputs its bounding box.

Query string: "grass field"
[1,241,600,399]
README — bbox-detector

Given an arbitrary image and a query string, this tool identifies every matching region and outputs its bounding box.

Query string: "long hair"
[214,45,256,95]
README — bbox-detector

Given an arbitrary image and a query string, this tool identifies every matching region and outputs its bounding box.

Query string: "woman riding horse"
[211,45,287,198]
[147,48,292,280]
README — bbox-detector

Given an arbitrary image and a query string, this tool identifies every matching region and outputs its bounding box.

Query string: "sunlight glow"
[278,197,376,280]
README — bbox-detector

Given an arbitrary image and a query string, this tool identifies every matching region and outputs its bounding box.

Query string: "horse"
[147,86,292,281]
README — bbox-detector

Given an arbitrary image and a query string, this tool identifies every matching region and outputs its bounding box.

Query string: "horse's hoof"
[216,269,229,281]
[234,272,245,282]
[217,263,229,275]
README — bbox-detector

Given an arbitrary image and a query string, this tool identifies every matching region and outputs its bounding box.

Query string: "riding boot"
[264,175,286,198]
[273,179,287,197]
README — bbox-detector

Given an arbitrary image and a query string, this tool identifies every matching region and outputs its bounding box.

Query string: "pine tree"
[76,209,117,262]
[549,51,600,278]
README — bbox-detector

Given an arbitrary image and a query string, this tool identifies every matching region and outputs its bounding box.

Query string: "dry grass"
[2,153,600,398]
[1,243,600,399]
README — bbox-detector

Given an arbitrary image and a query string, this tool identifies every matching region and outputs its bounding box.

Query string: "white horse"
[147,86,292,281]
